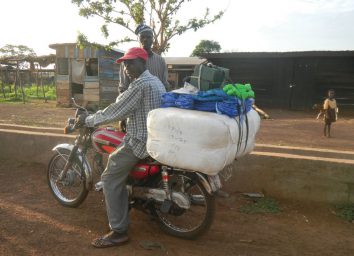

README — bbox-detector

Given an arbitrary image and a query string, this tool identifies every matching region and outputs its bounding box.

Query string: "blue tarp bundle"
[194,101,216,112]
[161,89,254,118]
[216,98,239,117]
[244,98,253,113]
[194,89,229,101]
[161,93,178,108]
[175,94,194,109]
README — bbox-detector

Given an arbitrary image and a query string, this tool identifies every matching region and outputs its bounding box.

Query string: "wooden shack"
[165,57,206,89]
[203,51,354,110]
[49,43,124,107]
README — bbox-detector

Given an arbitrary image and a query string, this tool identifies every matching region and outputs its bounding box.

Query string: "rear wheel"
[47,149,89,207]
[152,172,215,239]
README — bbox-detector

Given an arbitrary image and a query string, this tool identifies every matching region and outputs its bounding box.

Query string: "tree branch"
[72,0,225,54]
[167,0,185,16]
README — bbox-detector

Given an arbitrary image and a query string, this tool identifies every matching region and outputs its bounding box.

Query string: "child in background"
[323,89,338,138]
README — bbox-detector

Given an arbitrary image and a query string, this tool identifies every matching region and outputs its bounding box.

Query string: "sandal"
[92,231,129,248]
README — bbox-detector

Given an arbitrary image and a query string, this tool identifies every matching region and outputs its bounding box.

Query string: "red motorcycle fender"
[52,143,93,190]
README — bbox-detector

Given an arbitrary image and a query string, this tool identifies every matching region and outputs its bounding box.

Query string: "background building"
[49,43,123,107]
[203,51,354,110]
[165,57,206,89]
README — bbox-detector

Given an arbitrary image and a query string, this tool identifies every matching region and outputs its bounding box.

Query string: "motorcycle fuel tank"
[130,164,160,179]
[92,127,124,154]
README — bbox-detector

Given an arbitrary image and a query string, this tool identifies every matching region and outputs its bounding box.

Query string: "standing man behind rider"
[119,24,169,93]
[83,47,166,248]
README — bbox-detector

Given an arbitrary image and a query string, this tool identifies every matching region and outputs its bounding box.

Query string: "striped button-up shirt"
[86,70,166,158]
[119,52,169,93]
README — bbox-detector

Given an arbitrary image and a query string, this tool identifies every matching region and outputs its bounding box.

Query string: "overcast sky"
[1,0,354,56]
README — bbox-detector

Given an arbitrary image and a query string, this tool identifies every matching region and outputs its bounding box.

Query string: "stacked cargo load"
[146,64,261,175]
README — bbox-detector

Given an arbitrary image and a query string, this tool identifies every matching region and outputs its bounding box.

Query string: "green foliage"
[0,84,56,103]
[191,40,221,57]
[72,0,225,54]
[77,32,134,51]
[0,44,37,70]
[240,197,281,214]
[334,204,354,221]
[0,44,36,59]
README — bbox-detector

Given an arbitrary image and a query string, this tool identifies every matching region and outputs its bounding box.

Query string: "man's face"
[123,59,144,80]
[139,31,153,51]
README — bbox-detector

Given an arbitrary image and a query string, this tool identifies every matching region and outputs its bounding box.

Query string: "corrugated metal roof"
[165,57,206,65]
[202,51,354,59]
[49,43,77,49]
[49,43,125,54]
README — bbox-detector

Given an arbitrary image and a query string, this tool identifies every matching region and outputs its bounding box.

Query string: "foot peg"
[95,181,103,191]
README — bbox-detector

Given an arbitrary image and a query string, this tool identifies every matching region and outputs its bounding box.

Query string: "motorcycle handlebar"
[72,97,89,115]
[63,98,93,134]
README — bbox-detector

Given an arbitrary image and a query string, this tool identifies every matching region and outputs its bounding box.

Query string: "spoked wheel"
[152,172,215,239]
[47,149,89,207]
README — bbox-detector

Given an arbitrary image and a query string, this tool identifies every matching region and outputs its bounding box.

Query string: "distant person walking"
[323,89,338,138]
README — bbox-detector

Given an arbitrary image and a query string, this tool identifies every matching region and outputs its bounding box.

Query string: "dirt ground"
[1,101,354,256]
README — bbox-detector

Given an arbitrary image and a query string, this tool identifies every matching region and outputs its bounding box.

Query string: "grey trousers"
[101,143,140,234]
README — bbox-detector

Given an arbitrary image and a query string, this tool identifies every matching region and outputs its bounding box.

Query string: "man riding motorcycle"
[79,47,166,248]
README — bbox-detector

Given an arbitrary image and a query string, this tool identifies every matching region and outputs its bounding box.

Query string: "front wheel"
[47,149,89,207]
[152,172,215,239]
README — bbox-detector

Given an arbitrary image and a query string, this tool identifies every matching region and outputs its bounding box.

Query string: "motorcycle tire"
[152,172,215,239]
[47,149,89,208]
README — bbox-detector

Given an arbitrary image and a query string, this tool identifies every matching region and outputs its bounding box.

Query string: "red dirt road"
[1,160,354,256]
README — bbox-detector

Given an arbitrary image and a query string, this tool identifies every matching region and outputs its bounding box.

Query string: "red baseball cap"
[115,47,148,64]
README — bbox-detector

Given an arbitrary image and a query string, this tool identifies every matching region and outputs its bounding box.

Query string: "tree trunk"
[14,64,19,98]
[0,69,6,98]
[29,61,34,87]
[20,72,26,104]
[6,70,11,93]
[40,66,47,103]
[36,71,39,97]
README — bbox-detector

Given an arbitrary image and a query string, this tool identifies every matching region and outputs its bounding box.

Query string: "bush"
[334,204,354,221]
[240,197,281,214]
[0,83,56,102]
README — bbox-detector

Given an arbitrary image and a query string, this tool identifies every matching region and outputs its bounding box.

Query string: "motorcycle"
[47,99,223,239]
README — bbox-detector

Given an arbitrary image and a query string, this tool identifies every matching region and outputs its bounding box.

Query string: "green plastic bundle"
[223,83,255,99]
